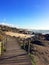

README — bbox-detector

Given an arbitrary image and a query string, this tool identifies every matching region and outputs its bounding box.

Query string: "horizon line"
[0,22,49,30]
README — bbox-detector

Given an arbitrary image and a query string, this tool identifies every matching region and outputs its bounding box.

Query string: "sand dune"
[5,31,33,39]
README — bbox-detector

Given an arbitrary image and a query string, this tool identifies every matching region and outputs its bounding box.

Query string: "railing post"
[4,36,7,52]
[0,42,3,56]
[6,36,7,48]
[28,39,30,54]
[23,39,25,49]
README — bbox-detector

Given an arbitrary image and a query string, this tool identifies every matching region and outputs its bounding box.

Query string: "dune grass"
[29,53,36,65]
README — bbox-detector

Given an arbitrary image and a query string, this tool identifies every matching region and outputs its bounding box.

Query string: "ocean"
[33,30,49,34]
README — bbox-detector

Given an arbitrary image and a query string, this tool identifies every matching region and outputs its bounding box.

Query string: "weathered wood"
[0,36,32,65]
[28,40,30,54]
[23,39,25,49]
[0,42,3,56]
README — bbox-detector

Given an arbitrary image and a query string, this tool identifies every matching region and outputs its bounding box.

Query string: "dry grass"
[0,34,4,41]
[5,31,32,39]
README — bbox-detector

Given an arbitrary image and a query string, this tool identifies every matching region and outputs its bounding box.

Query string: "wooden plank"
[0,36,32,65]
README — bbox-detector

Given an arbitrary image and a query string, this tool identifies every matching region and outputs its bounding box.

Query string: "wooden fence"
[15,37,36,54]
[0,36,7,57]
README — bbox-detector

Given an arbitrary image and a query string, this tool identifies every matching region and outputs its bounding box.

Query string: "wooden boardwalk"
[0,36,32,65]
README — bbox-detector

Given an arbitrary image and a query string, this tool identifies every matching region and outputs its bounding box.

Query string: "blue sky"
[0,0,49,30]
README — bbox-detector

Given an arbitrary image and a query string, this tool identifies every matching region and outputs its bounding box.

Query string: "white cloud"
[0,22,49,30]
[0,22,18,28]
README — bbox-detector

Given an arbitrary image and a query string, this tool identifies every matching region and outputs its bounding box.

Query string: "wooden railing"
[15,37,35,54]
[0,42,3,56]
[0,36,7,56]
